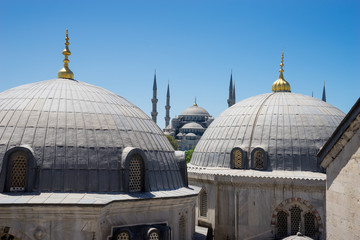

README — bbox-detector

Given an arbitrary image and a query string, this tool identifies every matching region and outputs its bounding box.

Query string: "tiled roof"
[0,187,200,205]
[188,165,326,181]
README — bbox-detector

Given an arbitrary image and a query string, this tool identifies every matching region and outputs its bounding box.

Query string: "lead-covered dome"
[181,122,204,130]
[180,105,210,116]
[0,78,185,192]
[190,92,345,172]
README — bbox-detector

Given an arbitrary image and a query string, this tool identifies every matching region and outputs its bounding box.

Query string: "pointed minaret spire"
[58,29,74,79]
[151,70,158,123]
[322,81,327,102]
[312,91,314,97]
[227,70,234,107]
[233,80,236,105]
[165,81,171,127]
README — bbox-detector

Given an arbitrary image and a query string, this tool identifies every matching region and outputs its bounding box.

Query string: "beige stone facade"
[319,99,360,240]
[0,189,199,239]
[189,168,326,240]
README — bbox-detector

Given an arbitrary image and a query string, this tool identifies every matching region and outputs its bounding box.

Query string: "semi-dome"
[0,78,185,192]
[190,92,344,172]
[181,122,204,130]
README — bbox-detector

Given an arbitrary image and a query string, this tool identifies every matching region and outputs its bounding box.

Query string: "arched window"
[8,151,29,192]
[277,210,288,237]
[200,189,207,217]
[304,212,316,237]
[290,206,302,235]
[129,154,144,192]
[179,215,186,240]
[253,150,264,170]
[232,149,243,169]
[147,229,159,240]
[117,231,130,240]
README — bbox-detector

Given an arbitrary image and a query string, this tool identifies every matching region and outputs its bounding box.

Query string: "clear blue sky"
[0,0,359,128]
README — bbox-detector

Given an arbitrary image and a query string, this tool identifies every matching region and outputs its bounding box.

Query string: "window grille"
[0,233,16,240]
[200,190,207,217]
[290,206,302,235]
[179,215,186,240]
[129,154,143,192]
[254,150,264,169]
[117,232,130,240]
[10,152,28,192]
[304,212,316,237]
[148,231,159,240]
[277,210,288,237]
[233,149,242,169]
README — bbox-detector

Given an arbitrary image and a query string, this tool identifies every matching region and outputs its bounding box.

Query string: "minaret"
[322,81,327,102]
[151,70,158,123]
[227,70,234,107]
[165,81,171,127]
[233,80,236,105]
[58,29,74,79]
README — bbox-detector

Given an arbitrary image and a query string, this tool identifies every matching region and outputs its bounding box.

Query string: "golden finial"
[279,49,284,77]
[272,49,291,92]
[57,29,74,79]
[193,97,198,106]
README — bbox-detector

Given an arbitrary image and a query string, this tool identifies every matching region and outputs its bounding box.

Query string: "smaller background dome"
[186,133,197,137]
[181,122,204,130]
[282,233,314,240]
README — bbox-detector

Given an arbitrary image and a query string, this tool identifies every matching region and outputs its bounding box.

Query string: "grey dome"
[181,122,204,130]
[191,92,345,172]
[282,234,314,240]
[180,105,210,116]
[0,79,185,192]
[186,133,197,137]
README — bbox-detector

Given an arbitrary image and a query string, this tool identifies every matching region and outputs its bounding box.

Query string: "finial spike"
[272,50,291,92]
[279,49,285,76]
[57,29,74,79]
[194,97,198,106]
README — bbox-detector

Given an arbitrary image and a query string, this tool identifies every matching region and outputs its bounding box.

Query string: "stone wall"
[0,195,198,240]
[325,129,360,240]
[189,173,326,240]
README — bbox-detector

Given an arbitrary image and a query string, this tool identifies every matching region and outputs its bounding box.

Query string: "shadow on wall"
[326,142,359,190]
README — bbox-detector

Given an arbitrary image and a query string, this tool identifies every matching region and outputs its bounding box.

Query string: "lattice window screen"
[200,190,207,217]
[10,152,28,191]
[179,215,186,240]
[254,150,264,169]
[129,154,143,192]
[233,149,242,169]
[290,206,302,235]
[304,212,316,237]
[117,232,130,240]
[277,210,288,237]
[148,231,159,240]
